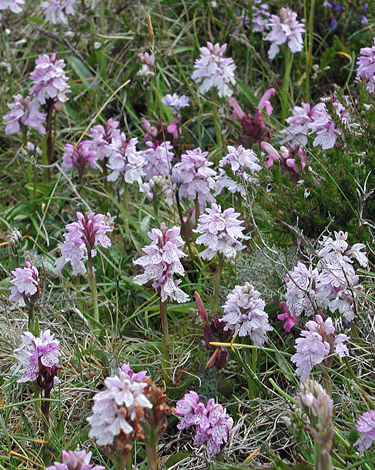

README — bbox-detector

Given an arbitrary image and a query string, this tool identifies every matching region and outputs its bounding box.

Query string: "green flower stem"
[175,189,196,266]
[116,456,126,470]
[280,47,293,124]
[321,364,332,398]
[87,253,100,332]
[212,89,223,161]
[28,303,39,337]
[159,298,171,387]
[212,254,224,315]
[145,431,158,470]
[304,0,316,101]
[314,441,333,470]
[122,184,130,236]
[244,339,259,400]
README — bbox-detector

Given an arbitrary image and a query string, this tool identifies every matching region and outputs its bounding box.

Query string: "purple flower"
[62,141,99,182]
[291,315,349,381]
[9,262,40,308]
[191,42,236,98]
[137,52,155,77]
[265,7,305,59]
[55,212,113,276]
[141,141,174,181]
[194,203,247,260]
[133,223,189,303]
[357,39,375,93]
[3,94,46,135]
[173,147,217,206]
[29,54,71,109]
[41,0,76,25]
[89,118,121,161]
[220,283,272,345]
[107,133,145,184]
[252,0,271,32]
[262,141,309,174]
[0,0,24,14]
[87,365,152,446]
[161,93,190,115]
[46,450,104,470]
[355,411,375,451]
[175,392,233,457]
[11,329,60,387]
[278,301,299,332]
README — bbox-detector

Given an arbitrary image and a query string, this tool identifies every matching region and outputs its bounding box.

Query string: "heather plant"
[1,1,375,470]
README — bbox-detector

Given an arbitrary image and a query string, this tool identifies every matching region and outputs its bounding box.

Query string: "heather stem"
[87,252,100,331]
[212,254,224,315]
[159,298,171,387]
[280,47,293,124]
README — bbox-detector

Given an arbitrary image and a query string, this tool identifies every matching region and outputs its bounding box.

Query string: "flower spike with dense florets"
[141,141,174,181]
[46,450,104,470]
[107,133,145,185]
[3,94,46,135]
[192,42,236,98]
[194,203,247,260]
[355,410,375,451]
[29,53,71,109]
[220,283,272,345]
[41,0,76,25]
[89,118,121,161]
[265,7,305,59]
[161,93,190,115]
[9,261,40,308]
[173,147,217,206]
[356,38,375,93]
[291,314,349,381]
[62,141,99,183]
[55,211,113,276]
[175,391,233,457]
[133,223,189,303]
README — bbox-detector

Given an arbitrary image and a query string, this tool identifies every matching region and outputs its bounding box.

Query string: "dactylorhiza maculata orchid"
[291,314,349,382]
[214,145,262,197]
[279,230,367,329]
[0,0,24,19]
[41,0,76,25]
[12,329,61,421]
[355,410,375,451]
[356,38,375,93]
[264,7,305,60]
[9,261,40,334]
[191,41,236,98]
[220,283,272,346]
[173,147,217,206]
[46,450,104,470]
[107,133,145,185]
[133,223,189,304]
[175,391,234,458]
[2,94,46,136]
[297,380,334,470]
[61,141,99,184]
[55,211,113,327]
[88,363,171,469]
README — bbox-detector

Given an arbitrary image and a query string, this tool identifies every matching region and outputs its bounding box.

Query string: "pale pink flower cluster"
[265,7,305,59]
[137,52,155,77]
[194,204,247,260]
[161,93,190,115]
[9,261,39,308]
[355,410,375,451]
[252,0,271,32]
[107,133,145,185]
[173,147,216,206]
[55,211,113,276]
[142,141,174,181]
[3,94,46,135]
[215,145,262,197]
[41,0,76,25]
[282,95,353,151]
[284,231,366,321]
[220,283,272,345]
[29,53,70,108]
[62,141,99,181]
[175,391,233,457]
[291,315,349,381]
[89,118,121,161]
[133,223,189,303]
[191,42,236,98]
[12,329,60,384]
[0,0,24,17]
[87,363,152,446]
[356,38,375,93]
[46,450,104,470]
